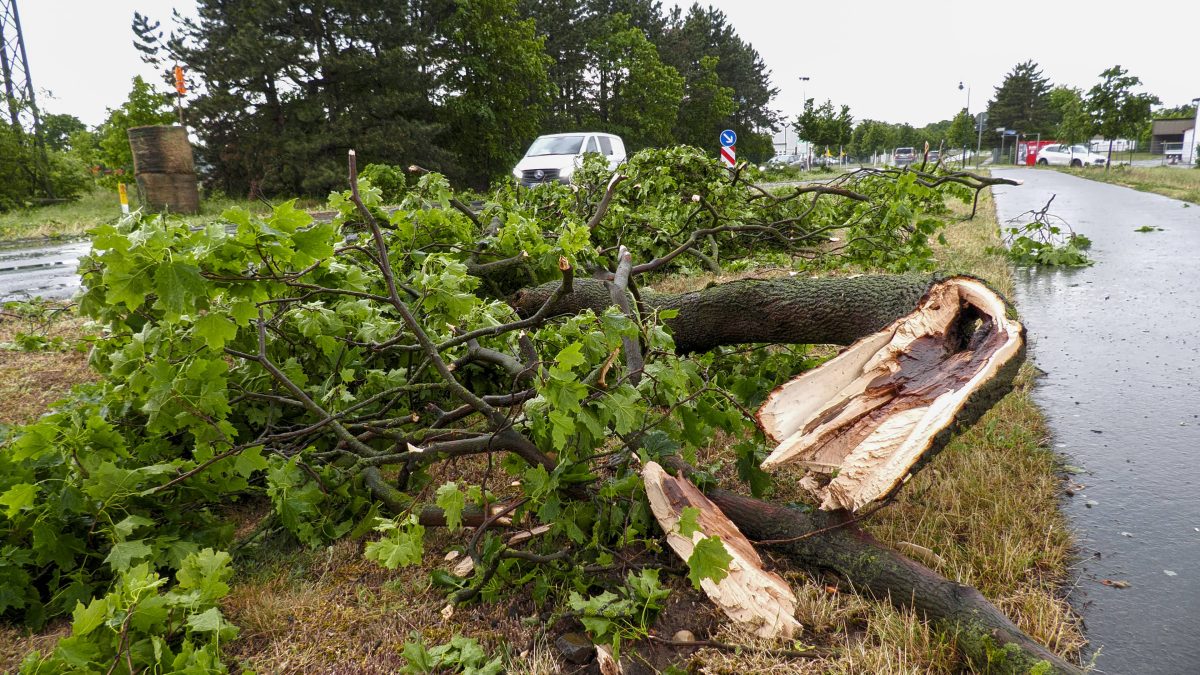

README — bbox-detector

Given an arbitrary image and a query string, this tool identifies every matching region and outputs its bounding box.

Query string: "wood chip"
[596,644,621,675]
[507,524,551,546]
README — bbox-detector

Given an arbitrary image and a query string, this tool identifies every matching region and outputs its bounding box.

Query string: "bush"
[359,163,410,203]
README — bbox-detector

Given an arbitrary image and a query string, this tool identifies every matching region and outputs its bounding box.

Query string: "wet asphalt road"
[991,168,1200,674]
[0,239,91,302]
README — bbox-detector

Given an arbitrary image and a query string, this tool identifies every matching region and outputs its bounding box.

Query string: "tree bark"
[512,274,936,353]
[699,486,1082,674]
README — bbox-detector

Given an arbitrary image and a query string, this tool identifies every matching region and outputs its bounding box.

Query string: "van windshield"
[526,136,585,156]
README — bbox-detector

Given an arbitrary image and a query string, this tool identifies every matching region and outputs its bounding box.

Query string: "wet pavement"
[991,168,1200,674]
[0,239,91,302]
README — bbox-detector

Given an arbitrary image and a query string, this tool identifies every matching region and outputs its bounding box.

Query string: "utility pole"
[0,0,52,198]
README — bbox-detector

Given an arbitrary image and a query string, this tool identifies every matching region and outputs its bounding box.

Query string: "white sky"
[18,0,1200,129]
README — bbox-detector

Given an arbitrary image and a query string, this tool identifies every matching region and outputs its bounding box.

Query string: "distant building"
[1149,117,1195,157]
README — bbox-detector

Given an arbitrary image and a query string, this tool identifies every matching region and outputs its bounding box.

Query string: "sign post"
[117,182,130,215]
[719,129,737,168]
[173,65,187,126]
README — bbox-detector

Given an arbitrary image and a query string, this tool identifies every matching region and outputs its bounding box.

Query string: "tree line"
[120,0,777,196]
[788,60,1181,164]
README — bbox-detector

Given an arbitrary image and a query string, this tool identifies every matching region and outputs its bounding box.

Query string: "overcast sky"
[17,0,1200,129]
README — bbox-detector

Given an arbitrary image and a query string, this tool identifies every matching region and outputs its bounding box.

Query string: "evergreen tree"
[986,61,1055,136]
[660,4,778,160]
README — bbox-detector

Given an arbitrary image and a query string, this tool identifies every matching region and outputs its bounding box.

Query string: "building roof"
[1151,118,1194,135]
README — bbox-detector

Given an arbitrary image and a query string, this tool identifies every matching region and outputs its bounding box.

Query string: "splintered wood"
[757,276,1024,512]
[642,461,801,638]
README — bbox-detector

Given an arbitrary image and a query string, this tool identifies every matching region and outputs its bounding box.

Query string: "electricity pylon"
[1,0,53,198]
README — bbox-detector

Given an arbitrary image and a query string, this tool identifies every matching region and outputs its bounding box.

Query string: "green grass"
[0,187,324,243]
[1057,165,1200,204]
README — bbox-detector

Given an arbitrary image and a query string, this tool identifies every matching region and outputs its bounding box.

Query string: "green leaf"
[686,535,732,589]
[70,597,108,637]
[365,516,425,569]
[104,539,153,572]
[554,342,586,371]
[230,300,259,326]
[154,261,208,321]
[233,445,269,477]
[0,483,39,519]
[185,606,225,633]
[193,313,237,350]
[677,507,700,538]
[435,482,466,532]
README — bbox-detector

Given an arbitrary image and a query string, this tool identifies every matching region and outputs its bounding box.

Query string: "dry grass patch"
[1058,165,1200,205]
[0,305,95,426]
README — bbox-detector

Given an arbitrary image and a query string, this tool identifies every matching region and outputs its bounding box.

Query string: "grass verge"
[1054,165,1200,204]
[0,188,323,243]
[0,187,1083,673]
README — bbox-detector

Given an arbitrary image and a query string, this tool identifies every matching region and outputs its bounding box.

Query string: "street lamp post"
[799,76,811,169]
[959,82,971,167]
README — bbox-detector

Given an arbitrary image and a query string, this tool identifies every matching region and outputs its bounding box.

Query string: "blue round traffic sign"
[720,129,737,147]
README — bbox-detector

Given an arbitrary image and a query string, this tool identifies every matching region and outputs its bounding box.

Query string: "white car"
[1035,144,1108,168]
[512,133,626,187]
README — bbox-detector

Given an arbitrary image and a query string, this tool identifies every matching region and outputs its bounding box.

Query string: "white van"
[512,132,626,186]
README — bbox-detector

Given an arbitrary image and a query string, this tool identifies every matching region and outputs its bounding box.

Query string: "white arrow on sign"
[720,129,737,147]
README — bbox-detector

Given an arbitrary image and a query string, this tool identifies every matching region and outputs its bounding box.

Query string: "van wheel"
[1037,159,1048,166]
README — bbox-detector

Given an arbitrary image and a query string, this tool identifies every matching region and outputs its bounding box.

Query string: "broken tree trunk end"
[757,275,1025,511]
[642,461,801,639]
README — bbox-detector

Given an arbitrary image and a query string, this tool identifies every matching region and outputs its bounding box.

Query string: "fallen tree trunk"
[512,274,935,353]
[699,485,1082,674]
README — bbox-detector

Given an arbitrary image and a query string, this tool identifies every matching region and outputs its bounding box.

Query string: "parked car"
[512,133,626,186]
[892,147,916,167]
[1035,144,1108,168]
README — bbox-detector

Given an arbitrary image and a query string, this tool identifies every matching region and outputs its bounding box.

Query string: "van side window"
[598,136,613,155]
[587,136,600,153]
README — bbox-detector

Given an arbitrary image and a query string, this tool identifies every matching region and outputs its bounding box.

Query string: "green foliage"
[568,569,670,648]
[0,119,91,211]
[365,515,426,569]
[400,633,504,675]
[590,15,685,150]
[1085,66,1160,161]
[95,76,176,184]
[441,0,554,188]
[358,163,410,203]
[1049,86,1093,147]
[135,1,778,194]
[18,548,237,674]
[994,216,1093,268]
[794,99,853,154]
